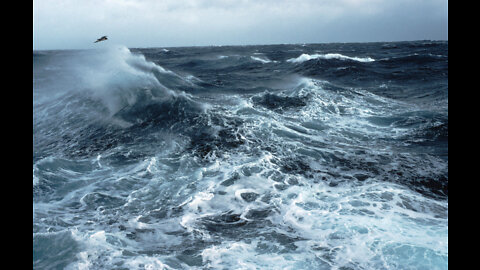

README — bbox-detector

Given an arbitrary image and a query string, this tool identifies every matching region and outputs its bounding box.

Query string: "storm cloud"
[33,0,448,50]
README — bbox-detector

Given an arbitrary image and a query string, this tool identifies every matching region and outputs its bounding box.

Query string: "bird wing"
[94,36,107,43]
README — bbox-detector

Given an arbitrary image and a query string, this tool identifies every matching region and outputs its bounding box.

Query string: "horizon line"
[33,39,448,52]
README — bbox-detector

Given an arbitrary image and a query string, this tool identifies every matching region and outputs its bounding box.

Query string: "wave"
[33,45,223,159]
[74,46,184,116]
[378,53,447,65]
[287,53,375,63]
[250,56,277,64]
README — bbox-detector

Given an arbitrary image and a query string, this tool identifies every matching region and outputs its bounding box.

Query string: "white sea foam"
[273,77,413,142]
[161,133,447,269]
[287,53,375,63]
[202,241,302,269]
[190,155,447,269]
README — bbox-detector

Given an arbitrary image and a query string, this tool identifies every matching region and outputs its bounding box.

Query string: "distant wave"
[378,53,447,64]
[250,56,277,64]
[287,53,375,63]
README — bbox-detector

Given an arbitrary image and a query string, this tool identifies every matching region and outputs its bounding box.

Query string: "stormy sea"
[33,41,448,269]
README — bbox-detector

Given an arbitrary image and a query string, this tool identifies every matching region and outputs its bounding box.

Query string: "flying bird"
[94,36,108,43]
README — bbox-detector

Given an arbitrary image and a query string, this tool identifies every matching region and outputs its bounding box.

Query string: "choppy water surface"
[33,41,448,269]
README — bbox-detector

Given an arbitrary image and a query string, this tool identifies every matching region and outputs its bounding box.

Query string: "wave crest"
[287,53,375,63]
[74,46,180,115]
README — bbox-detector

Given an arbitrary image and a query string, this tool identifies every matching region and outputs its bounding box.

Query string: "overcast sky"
[33,0,448,50]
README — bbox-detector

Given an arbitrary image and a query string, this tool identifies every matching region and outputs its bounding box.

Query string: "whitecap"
[250,56,278,64]
[287,53,375,63]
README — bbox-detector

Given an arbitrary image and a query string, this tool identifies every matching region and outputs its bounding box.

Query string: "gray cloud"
[33,0,447,50]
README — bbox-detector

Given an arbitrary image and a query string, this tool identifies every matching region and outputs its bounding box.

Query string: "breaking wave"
[287,53,375,63]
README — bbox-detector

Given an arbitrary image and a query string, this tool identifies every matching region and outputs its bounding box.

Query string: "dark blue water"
[33,41,448,269]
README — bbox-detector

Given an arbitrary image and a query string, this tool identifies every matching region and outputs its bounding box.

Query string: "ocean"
[33,41,448,269]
